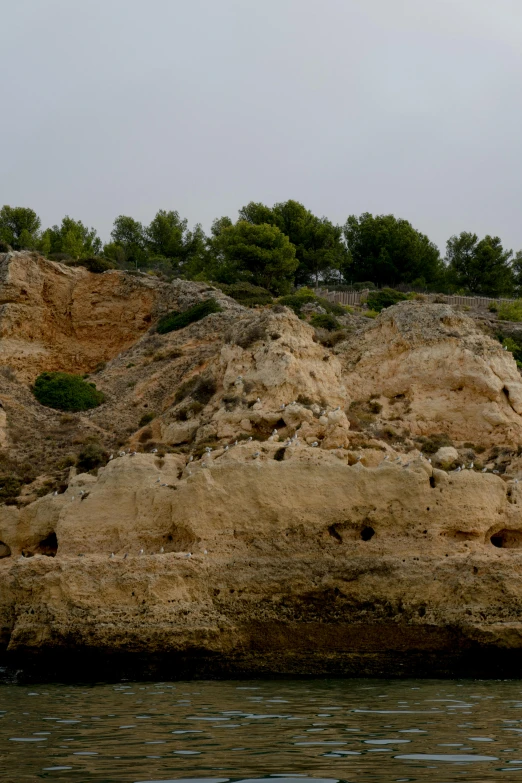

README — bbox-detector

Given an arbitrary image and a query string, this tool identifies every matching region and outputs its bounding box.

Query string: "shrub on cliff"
[157,299,222,334]
[497,300,522,322]
[217,281,273,307]
[310,313,340,331]
[365,288,408,312]
[33,372,106,411]
[278,288,346,317]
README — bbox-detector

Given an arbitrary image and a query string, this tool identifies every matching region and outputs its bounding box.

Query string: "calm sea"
[2,678,522,782]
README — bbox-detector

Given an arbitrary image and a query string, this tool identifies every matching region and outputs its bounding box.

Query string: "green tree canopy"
[210,220,298,294]
[343,212,442,287]
[109,215,147,268]
[445,232,514,296]
[47,216,102,259]
[239,199,346,285]
[0,206,41,250]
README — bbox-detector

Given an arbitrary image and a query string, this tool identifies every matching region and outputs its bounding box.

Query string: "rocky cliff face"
[1,252,522,680]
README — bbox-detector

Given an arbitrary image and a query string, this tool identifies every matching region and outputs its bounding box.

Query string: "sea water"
[2,678,522,782]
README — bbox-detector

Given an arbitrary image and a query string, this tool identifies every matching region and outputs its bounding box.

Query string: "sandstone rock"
[432,446,459,469]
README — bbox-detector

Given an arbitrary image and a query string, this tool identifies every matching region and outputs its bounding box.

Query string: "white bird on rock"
[253,451,260,458]
[139,548,144,555]
[188,455,193,462]
[311,442,318,447]
[247,436,252,442]
[272,429,278,436]
[151,448,158,454]
[109,455,113,461]
[160,546,164,553]
[256,397,261,403]
[224,445,229,451]
[280,404,285,410]
[205,446,212,453]
[356,455,362,461]
[110,552,115,559]
[482,467,488,473]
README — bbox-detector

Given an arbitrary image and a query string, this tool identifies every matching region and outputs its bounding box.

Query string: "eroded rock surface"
[1,253,522,678]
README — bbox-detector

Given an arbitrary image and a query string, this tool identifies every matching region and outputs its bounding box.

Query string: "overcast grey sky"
[2,0,522,253]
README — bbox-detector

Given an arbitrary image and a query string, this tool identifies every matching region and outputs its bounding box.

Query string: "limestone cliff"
[1,252,522,679]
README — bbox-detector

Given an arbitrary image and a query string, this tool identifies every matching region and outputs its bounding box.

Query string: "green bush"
[497,300,522,322]
[310,313,340,331]
[157,299,222,334]
[76,442,108,472]
[139,411,155,427]
[362,309,379,318]
[218,282,273,307]
[488,302,498,313]
[77,257,116,274]
[0,475,22,503]
[32,372,105,411]
[366,288,408,312]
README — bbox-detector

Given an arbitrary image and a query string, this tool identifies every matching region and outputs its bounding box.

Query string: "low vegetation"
[497,300,522,322]
[365,288,409,312]
[32,372,105,411]
[217,282,273,307]
[156,299,222,334]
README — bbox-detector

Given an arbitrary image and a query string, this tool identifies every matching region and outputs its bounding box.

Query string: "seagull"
[333,406,340,411]
[493,469,500,474]
[203,549,208,554]
[188,455,193,462]
[272,429,278,436]
[428,458,432,464]
[320,410,326,416]
[504,346,508,350]
[383,454,389,461]
[469,462,474,469]
[247,436,252,442]
[256,397,261,403]
[253,451,260,458]
[482,467,488,472]
[185,553,192,558]
[280,404,285,410]
[53,491,58,496]
[160,546,164,553]
[151,448,158,454]
[224,445,229,451]
[205,446,212,453]
[237,375,243,380]
[156,478,161,483]
[356,455,362,461]
[109,455,113,461]
[110,552,115,559]
[233,440,238,446]
[79,490,85,496]
[311,441,318,447]
[130,451,136,456]
[139,548,144,555]
[119,451,125,457]
[201,462,207,468]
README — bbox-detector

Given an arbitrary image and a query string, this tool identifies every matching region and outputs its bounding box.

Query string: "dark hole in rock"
[36,532,58,557]
[275,418,286,430]
[418,606,426,617]
[473,566,479,574]
[328,525,343,543]
[503,386,510,399]
[361,526,375,541]
[334,587,340,596]
[490,529,522,548]
[274,447,286,462]
[429,476,436,488]
[0,541,11,558]
[163,525,197,552]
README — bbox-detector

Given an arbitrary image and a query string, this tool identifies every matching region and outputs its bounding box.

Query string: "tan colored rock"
[432,446,459,469]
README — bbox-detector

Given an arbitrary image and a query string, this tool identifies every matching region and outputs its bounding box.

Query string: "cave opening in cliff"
[0,541,11,558]
[36,532,58,557]
[490,529,522,549]
[361,526,375,541]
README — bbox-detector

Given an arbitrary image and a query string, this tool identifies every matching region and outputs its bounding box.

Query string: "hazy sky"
[2,0,522,253]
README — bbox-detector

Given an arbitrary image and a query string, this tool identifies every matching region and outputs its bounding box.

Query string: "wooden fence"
[314,288,516,310]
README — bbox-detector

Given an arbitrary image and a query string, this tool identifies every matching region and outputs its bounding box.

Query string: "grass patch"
[33,372,105,411]
[157,299,222,334]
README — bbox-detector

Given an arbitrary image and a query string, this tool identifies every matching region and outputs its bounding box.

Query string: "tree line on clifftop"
[1,202,522,298]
